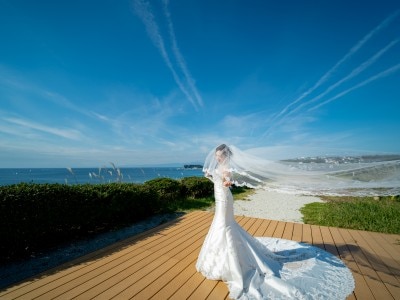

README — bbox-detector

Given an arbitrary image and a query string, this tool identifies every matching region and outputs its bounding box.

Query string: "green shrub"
[95,183,159,223]
[180,176,213,199]
[144,178,184,204]
[0,184,76,260]
[0,183,159,262]
[0,179,215,262]
[391,195,400,202]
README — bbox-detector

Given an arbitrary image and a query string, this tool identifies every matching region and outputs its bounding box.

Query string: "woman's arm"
[223,170,232,187]
[204,170,214,182]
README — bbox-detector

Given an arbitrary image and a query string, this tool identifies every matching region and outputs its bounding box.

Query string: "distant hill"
[184,164,203,169]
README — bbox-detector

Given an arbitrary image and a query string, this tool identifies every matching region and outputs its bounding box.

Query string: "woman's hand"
[223,171,232,187]
[223,180,232,187]
[223,176,232,187]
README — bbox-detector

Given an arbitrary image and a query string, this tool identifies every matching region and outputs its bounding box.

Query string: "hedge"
[0,177,213,262]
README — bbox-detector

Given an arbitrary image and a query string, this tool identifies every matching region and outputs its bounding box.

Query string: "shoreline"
[233,189,324,223]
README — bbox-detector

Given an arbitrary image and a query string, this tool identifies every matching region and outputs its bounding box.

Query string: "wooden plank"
[247,218,264,236]
[341,228,393,299]
[49,215,212,299]
[132,250,199,299]
[301,223,313,244]
[272,221,286,238]
[148,224,211,299]
[380,232,400,255]
[1,212,209,299]
[188,277,219,300]
[109,221,211,299]
[320,226,339,257]
[1,211,399,300]
[292,222,303,242]
[319,226,358,300]
[348,229,400,299]
[0,212,206,296]
[367,231,400,267]
[72,215,212,299]
[310,225,325,250]
[2,235,160,299]
[91,255,181,299]
[145,214,220,299]
[263,219,278,237]
[360,230,400,280]
[236,215,251,228]
[254,218,271,237]
[1,212,206,291]
[149,261,196,299]
[58,249,154,299]
[241,217,257,232]
[1,232,156,297]
[206,281,229,300]
[282,221,294,240]
[234,215,245,223]
[329,227,374,300]
[159,267,204,300]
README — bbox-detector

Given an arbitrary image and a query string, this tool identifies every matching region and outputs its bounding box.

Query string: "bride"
[196,144,354,299]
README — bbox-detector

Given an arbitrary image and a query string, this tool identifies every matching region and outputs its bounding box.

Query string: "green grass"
[300,195,400,234]
[164,196,215,212]
[167,186,256,213]
[231,186,256,200]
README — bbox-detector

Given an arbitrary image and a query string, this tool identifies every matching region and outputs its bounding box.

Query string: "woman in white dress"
[196,144,354,299]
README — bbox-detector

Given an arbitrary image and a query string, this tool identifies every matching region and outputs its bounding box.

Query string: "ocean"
[0,167,204,186]
[1,155,399,196]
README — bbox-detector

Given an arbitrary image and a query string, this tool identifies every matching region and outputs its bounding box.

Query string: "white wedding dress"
[196,167,355,299]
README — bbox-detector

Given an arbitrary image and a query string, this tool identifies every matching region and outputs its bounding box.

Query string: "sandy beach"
[233,189,324,223]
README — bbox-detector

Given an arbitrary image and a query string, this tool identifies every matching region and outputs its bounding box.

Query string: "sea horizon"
[0,166,204,186]
[1,154,399,196]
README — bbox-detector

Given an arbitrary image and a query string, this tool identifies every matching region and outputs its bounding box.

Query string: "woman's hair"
[216,144,232,157]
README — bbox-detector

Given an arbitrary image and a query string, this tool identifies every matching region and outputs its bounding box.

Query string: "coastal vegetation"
[2,177,398,263]
[231,186,256,200]
[301,195,400,234]
[0,177,214,263]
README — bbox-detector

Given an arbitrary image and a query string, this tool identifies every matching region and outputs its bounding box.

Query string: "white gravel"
[234,189,324,223]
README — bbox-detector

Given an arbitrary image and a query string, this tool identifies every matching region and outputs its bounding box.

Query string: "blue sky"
[1,0,399,167]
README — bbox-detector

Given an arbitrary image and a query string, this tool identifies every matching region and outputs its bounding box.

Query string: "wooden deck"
[1,211,399,299]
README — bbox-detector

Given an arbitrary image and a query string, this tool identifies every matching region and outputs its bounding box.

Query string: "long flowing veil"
[203,145,400,196]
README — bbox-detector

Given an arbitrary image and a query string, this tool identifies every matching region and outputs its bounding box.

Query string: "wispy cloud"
[162,0,203,107]
[221,112,267,137]
[310,62,400,111]
[132,0,203,109]
[287,9,399,111]
[0,67,96,119]
[284,38,399,115]
[262,10,400,139]
[41,90,95,118]
[91,92,186,146]
[90,111,110,122]
[3,117,84,141]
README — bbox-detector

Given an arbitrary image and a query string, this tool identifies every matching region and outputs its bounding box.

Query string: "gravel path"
[234,189,323,223]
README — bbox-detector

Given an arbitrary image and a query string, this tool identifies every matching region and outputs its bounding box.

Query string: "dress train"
[196,170,354,299]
